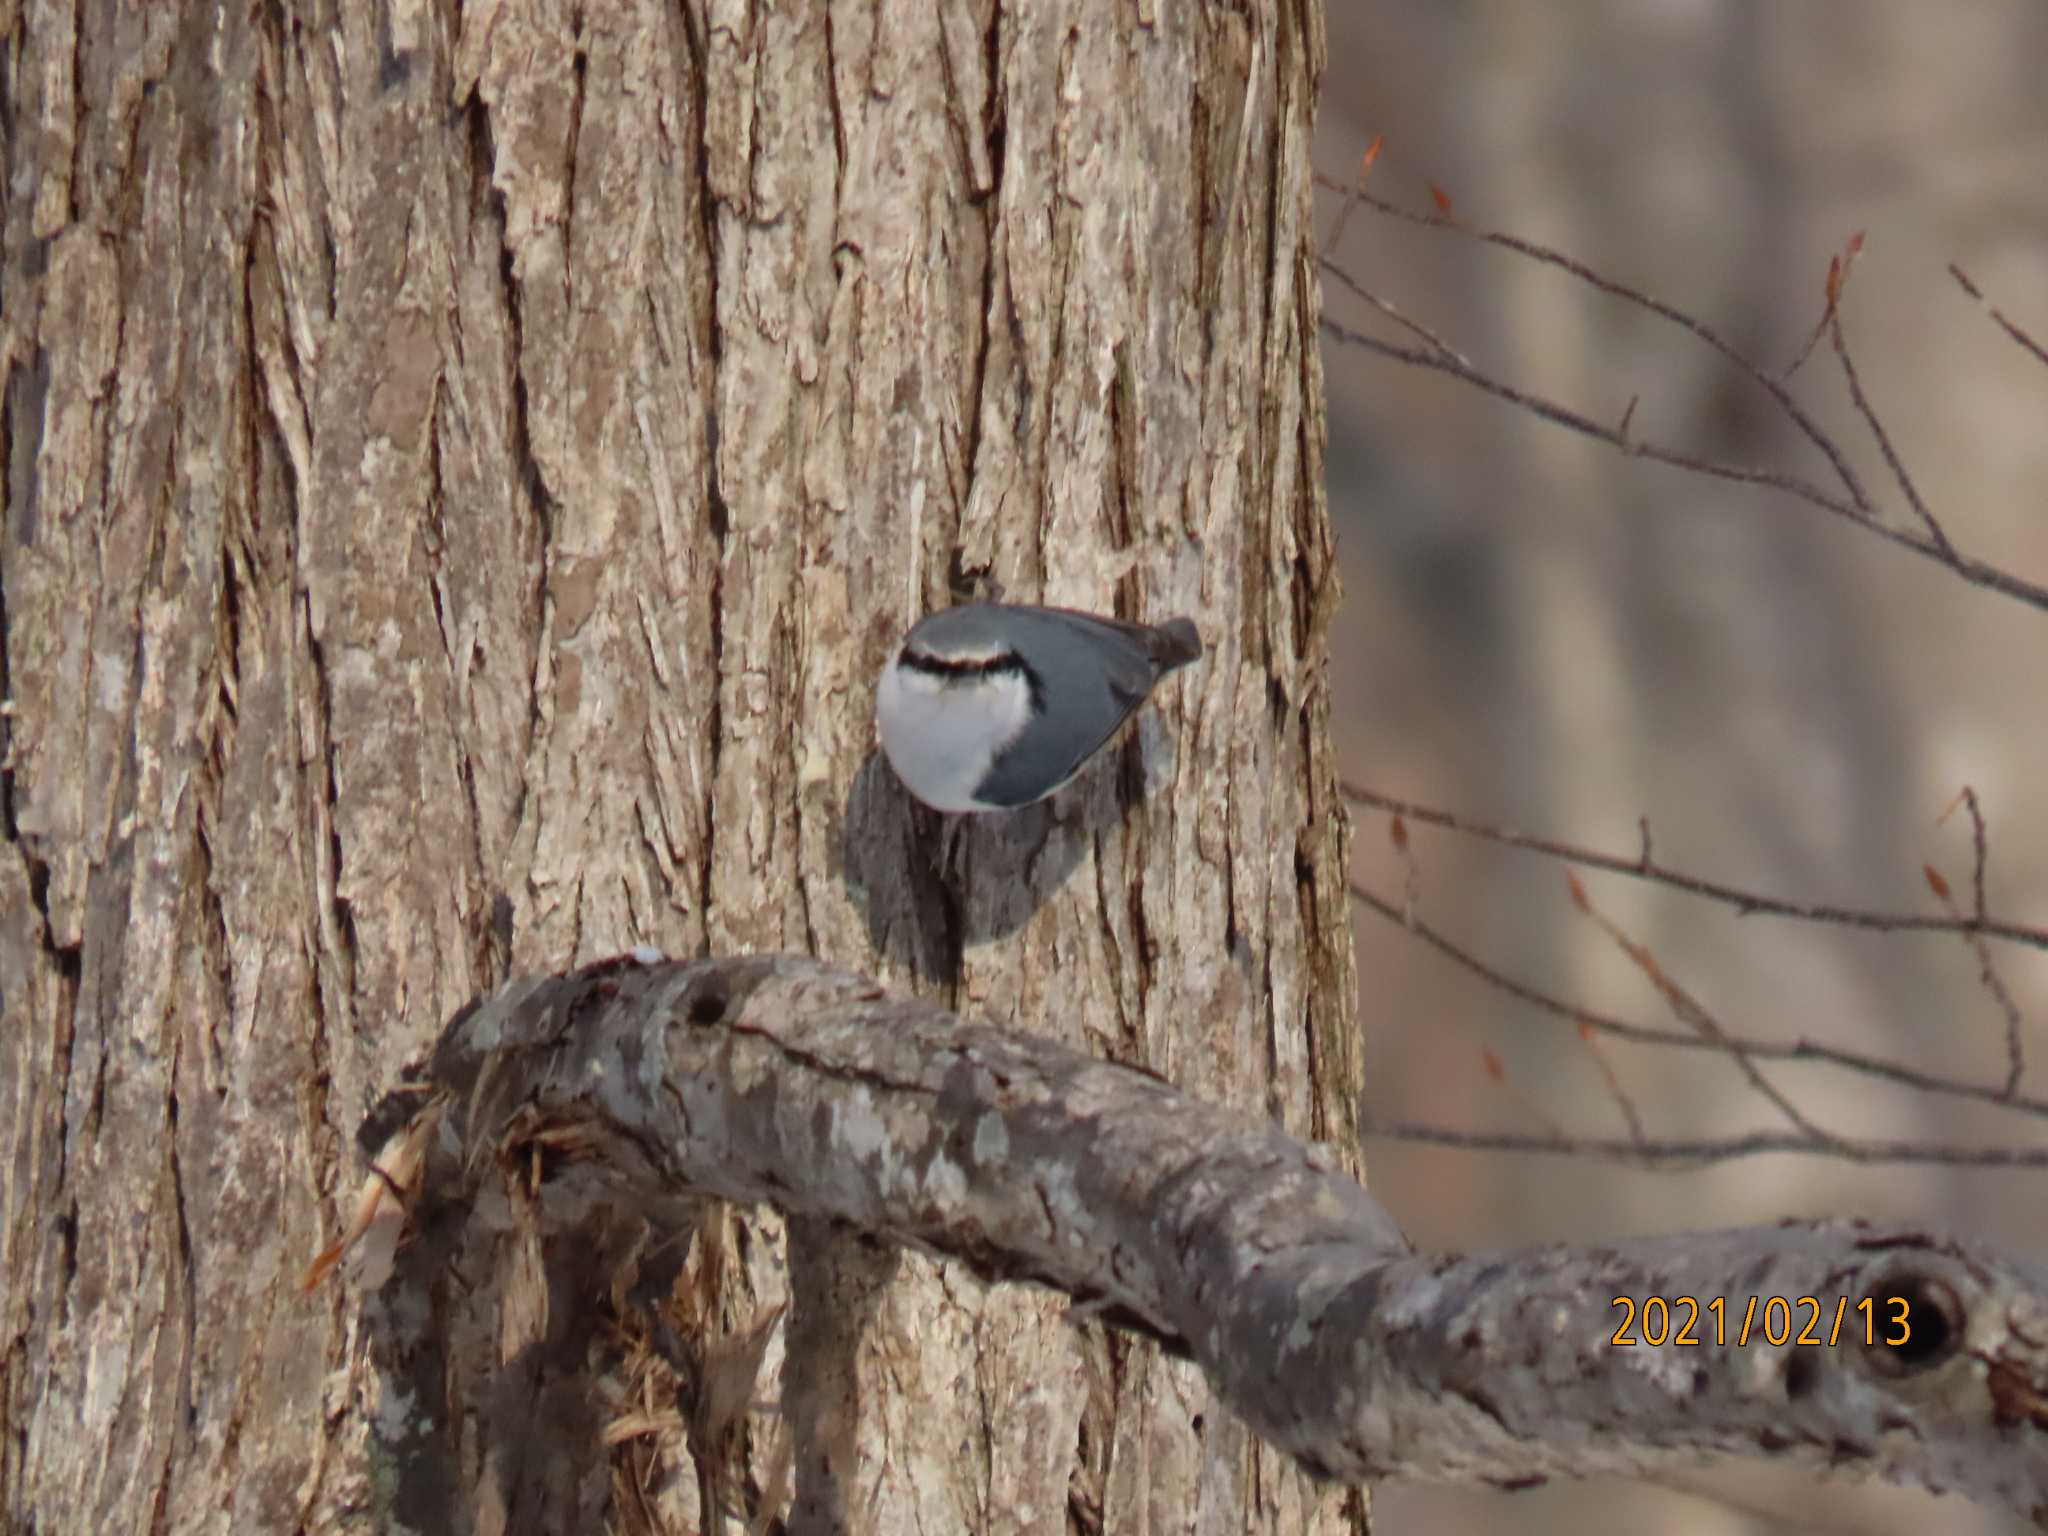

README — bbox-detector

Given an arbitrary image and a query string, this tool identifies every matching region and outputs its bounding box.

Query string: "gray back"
[907,604,1198,806]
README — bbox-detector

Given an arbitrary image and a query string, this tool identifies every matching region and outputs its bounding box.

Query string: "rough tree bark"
[1,1,1353,1532]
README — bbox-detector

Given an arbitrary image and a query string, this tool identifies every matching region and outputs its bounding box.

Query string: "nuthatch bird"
[875,603,1202,813]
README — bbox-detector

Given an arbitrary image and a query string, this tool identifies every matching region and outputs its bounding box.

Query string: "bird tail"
[1150,616,1203,672]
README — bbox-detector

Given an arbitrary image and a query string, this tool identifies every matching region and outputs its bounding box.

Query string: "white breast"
[875,660,1035,812]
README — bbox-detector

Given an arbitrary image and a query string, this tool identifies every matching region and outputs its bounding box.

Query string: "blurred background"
[1314,3,2048,1532]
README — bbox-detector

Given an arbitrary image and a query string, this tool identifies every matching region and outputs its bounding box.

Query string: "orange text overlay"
[1609,1294,1914,1349]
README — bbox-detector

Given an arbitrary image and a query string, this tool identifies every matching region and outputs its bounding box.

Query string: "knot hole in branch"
[1860,1268,1964,1378]
[685,976,732,1027]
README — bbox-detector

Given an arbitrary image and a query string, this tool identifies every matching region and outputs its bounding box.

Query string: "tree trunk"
[0,2,1357,1531]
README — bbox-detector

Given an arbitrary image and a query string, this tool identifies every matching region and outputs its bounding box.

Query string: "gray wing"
[966,606,1201,807]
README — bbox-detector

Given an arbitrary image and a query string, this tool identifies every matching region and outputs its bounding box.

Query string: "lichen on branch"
[326,952,2048,1531]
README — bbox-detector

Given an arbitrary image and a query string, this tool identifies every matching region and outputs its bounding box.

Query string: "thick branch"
[339,954,2048,1529]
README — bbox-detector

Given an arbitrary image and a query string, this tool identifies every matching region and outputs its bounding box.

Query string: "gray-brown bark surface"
[1,1,1351,1532]
[336,951,2048,1531]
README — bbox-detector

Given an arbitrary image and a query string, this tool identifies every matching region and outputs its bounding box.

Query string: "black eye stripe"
[899,648,1047,715]
[898,648,1026,679]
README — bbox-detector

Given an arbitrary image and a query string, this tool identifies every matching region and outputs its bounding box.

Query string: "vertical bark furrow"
[0,1,1355,1530]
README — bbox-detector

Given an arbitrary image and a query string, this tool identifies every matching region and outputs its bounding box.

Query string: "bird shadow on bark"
[838,732,1180,982]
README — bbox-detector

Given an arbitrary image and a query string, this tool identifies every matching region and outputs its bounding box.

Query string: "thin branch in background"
[1347,878,2048,1122]
[1315,160,2048,1171]
[1565,871,1840,1147]
[1313,172,2048,613]
[1314,314,1884,533]
[1928,788,2027,1098]
[1576,1022,1647,1144]
[1825,244,1955,556]
[1391,810,1640,1144]
[1939,784,1993,922]
[1387,810,1422,922]
[1312,168,1878,515]
[1349,790,2038,1160]
[1361,1122,2048,1169]
[1338,781,2048,953]
[1315,306,2048,614]
[1950,263,2048,372]
[1351,877,1676,1042]
[1933,875,2028,1102]
[1319,135,1383,259]
[1479,1043,1571,1144]
[1322,256,1475,370]
[1776,236,1857,383]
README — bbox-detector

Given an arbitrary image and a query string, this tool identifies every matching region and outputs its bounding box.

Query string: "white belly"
[875,662,1034,813]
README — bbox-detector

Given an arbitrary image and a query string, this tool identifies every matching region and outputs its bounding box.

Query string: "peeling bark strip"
[350,953,2048,1529]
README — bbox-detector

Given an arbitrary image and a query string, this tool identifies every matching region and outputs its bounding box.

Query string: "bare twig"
[1929,789,2027,1097]
[1780,232,1864,388]
[1387,810,1422,922]
[1576,1024,1648,1145]
[1939,785,1993,924]
[1316,314,1888,529]
[1314,176,1876,509]
[1480,1042,1572,1143]
[1315,185,2048,614]
[1777,279,1841,384]
[1346,879,2048,1122]
[1338,781,2048,954]
[1827,287,1953,554]
[1322,260,1475,369]
[1950,263,2048,372]
[1320,135,1383,259]
[1364,1121,2048,1168]
[1566,874,1840,1146]
[1953,909,2026,1102]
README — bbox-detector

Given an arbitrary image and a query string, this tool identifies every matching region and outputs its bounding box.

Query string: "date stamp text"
[1610,1294,1913,1348]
